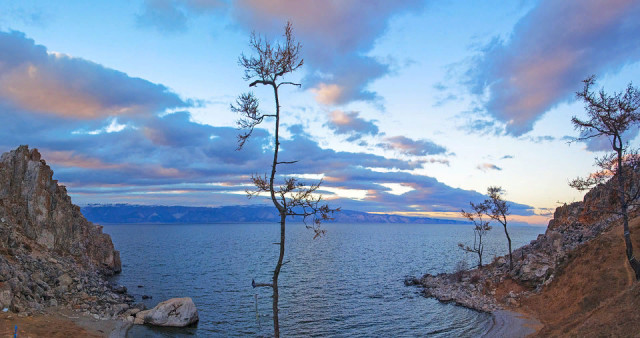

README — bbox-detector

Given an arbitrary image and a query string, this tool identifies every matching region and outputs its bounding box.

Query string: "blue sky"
[1,0,639,224]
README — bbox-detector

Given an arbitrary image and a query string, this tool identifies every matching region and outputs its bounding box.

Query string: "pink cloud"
[42,150,124,170]
[230,1,424,105]
[379,136,446,156]
[469,0,640,135]
[325,110,379,140]
[0,31,188,119]
[476,163,501,172]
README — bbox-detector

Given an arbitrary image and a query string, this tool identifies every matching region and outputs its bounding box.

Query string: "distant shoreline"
[82,204,470,225]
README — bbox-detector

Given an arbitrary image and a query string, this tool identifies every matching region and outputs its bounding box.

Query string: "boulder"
[144,297,199,327]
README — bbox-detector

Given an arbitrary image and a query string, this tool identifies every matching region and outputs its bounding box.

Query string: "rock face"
[0,145,129,316]
[416,177,625,312]
[0,146,120,274]
[142,297,199,327]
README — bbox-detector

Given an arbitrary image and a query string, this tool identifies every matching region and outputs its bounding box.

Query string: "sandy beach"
[483,310,542,338]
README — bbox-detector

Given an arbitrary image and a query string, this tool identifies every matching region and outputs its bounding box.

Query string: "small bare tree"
[570,75,640,280]
[486,186,513,270]
[232,22,338,337]
[459,201,492,268]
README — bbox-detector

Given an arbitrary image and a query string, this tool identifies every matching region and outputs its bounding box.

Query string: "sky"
[1,0,639,225]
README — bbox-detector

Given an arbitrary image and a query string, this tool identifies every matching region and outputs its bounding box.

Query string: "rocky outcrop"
[0,146,120,274]
[0,145,129,317]
[415,178,624,312]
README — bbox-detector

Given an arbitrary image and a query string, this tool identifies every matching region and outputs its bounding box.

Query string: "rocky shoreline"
[0,146,197,336]
[407,179,623,334]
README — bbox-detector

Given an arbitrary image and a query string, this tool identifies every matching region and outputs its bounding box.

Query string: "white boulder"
[144,297,199,327]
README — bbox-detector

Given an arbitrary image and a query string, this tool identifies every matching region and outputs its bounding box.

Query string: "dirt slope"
[520,216,640,337]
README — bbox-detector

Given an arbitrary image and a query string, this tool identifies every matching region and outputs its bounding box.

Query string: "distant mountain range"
[80,204,468,225]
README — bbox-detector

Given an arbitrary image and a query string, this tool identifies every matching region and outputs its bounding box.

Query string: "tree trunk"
[503,224,513,270]
[616,144,640,280]
[271,213,286,338]
[269,84,285,337]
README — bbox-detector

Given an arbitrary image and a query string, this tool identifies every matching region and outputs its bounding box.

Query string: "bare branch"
[277,81,301,88]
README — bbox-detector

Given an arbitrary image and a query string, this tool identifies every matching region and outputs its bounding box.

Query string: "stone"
[134,309,150,325]
[112,285,127,294]
[0,286,12,308]
[57,274,73,288]
[144,297,199,327]
[131,303,146,311]
[112,303,129,315]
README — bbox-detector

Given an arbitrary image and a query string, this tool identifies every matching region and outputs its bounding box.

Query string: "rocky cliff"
[0,145,130,317]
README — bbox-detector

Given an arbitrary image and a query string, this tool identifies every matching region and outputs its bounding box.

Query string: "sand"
[483,310,542,338]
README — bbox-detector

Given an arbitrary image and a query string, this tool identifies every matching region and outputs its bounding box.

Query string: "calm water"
[103,222,545,337]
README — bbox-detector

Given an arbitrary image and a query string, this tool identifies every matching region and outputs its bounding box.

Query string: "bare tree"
[486,186,513,270]
[570,75,640,280]
[459,201,492,268]
[232,22,339,337]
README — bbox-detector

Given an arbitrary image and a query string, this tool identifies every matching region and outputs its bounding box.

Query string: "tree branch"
[252,279,273,288]
[277,81,301,88]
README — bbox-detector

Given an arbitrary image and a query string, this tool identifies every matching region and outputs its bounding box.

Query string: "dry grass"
[518,216,640,337]
[0,308,112,338]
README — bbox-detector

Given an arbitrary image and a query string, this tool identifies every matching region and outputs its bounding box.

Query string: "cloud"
[519,135,555,143]
[231,0,426,105]
[0,97,533,215]
[379,136,447,156]
[426,158,450,166]
[462,118,504,136]
[477,163,502,172]
[580,127,639,152]
[43,150,124,170]
[0,30,188,119]
[136,0,189,32]
[0,29,536,217]
[325,110,379,141]
[136,0,225,32]
[467,0,640,136]
[137,0,424,105]
[563,121,639,152]
[2,114,535,215]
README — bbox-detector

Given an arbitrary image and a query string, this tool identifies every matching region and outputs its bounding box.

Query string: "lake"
[103,222,545,337]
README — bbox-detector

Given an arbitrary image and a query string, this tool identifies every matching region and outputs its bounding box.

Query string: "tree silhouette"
[232,22,339,337]
[570,75,640,280]
[486,186,513,270]
[459,201,492,268]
